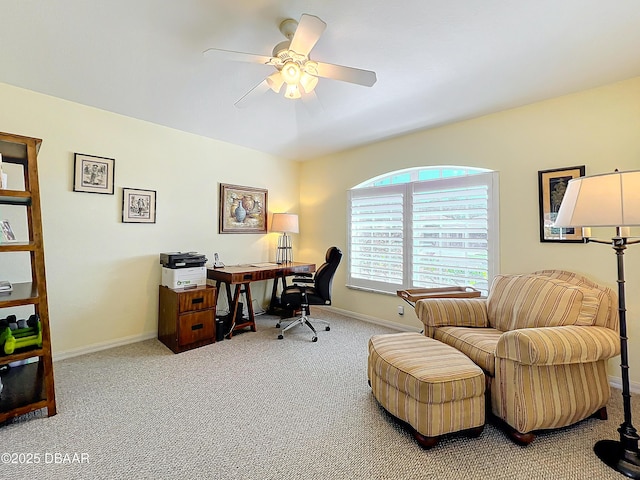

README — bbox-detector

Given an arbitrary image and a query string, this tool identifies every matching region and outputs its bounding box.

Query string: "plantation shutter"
[347,170,498,296]
[347,184,405,292]
[411,173,495,294]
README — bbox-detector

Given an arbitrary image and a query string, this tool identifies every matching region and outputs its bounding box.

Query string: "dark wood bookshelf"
[0,132,56,424]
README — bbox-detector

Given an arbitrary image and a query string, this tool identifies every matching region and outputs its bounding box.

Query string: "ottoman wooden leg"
[465,425,484,438]
[412,430,439,449]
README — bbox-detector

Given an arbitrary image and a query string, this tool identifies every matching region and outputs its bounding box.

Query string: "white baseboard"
[327,306,640,394]
[609,376,640,394]
[325,306,421,333]
[53,332,157,362]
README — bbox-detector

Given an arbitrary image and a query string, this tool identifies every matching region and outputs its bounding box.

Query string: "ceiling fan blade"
[289,14,327,56]
[203,48,272,65]
[234,79,271,108]
[315,61,377,87]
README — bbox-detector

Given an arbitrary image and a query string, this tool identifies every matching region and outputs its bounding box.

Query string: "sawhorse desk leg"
[215,280,257,339]
[268,275,289,315]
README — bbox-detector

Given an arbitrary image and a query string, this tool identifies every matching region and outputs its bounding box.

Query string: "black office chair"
[277,246,342,342]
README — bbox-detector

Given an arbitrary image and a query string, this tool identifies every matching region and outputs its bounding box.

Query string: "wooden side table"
[397,286,481,307]
[158,285,217,353]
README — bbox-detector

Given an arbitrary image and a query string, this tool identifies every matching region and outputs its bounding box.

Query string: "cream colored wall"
[300,77,640,384]
[2,77,640,383]
[0,83,299,357]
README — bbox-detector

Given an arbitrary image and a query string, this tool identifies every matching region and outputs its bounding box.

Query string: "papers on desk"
[250,262,279,267]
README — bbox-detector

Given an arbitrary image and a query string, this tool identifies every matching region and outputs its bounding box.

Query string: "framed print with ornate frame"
[219,183,267,234]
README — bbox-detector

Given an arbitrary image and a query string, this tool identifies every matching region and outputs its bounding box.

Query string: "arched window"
[347,166,499,295]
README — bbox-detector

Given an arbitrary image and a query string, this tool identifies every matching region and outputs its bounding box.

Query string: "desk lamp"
[555,169,640,478]
[271,213,299,264]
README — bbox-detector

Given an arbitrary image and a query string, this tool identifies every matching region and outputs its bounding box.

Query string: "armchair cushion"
[495,325,620,365]
[533,270,617,330]
[487,274,601,331]
[434,327,502,375]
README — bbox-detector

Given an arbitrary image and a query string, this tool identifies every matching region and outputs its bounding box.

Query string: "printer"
[160,252,208,289]
[160,252,207,269]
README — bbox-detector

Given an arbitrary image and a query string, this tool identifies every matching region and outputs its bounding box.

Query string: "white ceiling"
[2,1,640,160]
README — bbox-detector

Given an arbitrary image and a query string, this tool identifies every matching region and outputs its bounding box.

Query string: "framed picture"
[73,153,115,195]
[0,219,17,242]
[122,188,156,224]
[538,165,585,242]
[219,183,267,234]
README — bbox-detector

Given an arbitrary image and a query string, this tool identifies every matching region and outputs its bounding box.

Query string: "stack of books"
[0,281,12,294]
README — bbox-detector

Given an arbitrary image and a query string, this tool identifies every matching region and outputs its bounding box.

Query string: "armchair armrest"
[496,325,620,365]
[414,298,488,328]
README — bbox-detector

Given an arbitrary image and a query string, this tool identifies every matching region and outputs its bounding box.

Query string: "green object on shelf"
[2,318,42,355]
[0,325,11,348]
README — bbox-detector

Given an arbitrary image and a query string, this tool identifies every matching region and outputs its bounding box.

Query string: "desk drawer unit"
[178,310,215,346]
[177,287,215,312]
[158,285,217,353]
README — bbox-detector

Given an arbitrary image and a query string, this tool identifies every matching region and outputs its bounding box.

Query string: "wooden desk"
[207,262,316,338]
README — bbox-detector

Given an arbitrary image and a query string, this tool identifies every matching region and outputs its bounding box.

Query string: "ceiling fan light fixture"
[299,72,318,93]
[204,14,377,108]
[281,61,302,85]
[266,72,284,93]
[285,83,301,99]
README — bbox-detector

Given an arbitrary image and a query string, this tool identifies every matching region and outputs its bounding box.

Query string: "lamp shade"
[554,170,640,227]
[271,213,299,233]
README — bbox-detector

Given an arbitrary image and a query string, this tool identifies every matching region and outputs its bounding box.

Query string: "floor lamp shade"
[555,169,640,478]
[271,213,299,264]
[555,170,640,227]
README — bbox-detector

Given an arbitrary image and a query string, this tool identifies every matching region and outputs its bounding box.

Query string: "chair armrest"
[292,276,314,284]
[414,298,488,328]
[293,272,313,277]
[495,325,620,365]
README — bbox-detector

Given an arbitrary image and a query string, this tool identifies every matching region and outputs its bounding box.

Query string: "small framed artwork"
[0,219,17,242]
[219,183,267,234]
[122,188,156,224]
[73,153,115,195]
[538,165,585,242]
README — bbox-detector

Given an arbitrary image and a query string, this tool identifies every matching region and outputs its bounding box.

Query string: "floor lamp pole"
[593,235,640,478]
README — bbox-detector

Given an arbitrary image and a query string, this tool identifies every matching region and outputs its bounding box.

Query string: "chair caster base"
[278,334,284,340]
[312,336,318,342]
[325,326,330,331]
[276,323,281,328]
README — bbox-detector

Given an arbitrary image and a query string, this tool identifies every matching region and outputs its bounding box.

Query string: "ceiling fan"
[203,14,377,108]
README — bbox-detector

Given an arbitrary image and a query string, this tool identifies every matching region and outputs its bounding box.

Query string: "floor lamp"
[271,213,299,264]
[555,169,640,478]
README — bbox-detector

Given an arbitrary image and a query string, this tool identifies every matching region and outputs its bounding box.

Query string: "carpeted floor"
[1,310,635,479]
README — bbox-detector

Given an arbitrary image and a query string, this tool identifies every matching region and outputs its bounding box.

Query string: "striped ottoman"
[368,332,485,448]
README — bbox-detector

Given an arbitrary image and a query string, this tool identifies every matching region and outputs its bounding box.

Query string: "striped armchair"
[415,270,620,445]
